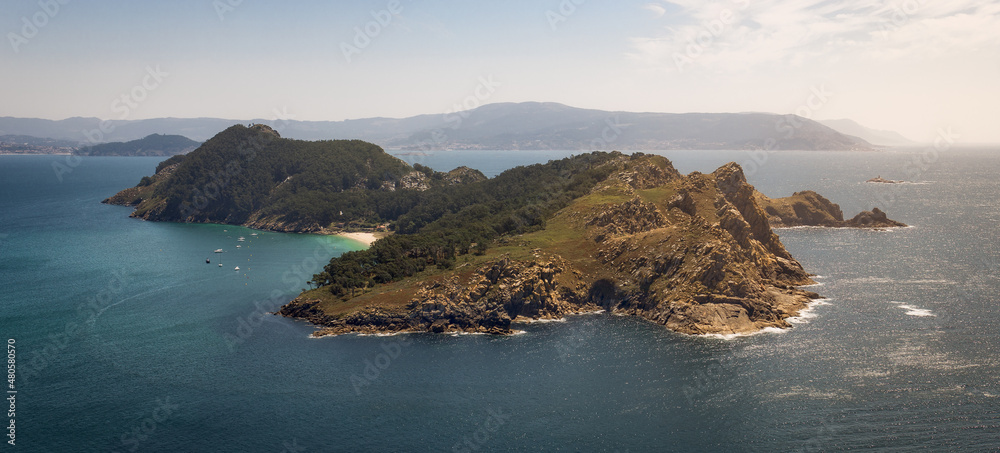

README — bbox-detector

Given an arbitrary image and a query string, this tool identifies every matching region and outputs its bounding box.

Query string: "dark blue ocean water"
[2,150,999,452]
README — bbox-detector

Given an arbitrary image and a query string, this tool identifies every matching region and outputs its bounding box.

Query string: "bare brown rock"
[758,190,906,229]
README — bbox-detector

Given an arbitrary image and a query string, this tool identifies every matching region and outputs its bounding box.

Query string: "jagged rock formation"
[757,190,906,228]
[293,255,597,336]
[444,166,488,185]
[844,207,906,228]
[280,156,826,337]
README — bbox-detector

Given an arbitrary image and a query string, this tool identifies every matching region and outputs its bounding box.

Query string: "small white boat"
[214,249,224,253]
[236,245,241,248]
[234,266,240,271]
[218,263,222,267]
[237,237,245,242]
[251,233,258,236]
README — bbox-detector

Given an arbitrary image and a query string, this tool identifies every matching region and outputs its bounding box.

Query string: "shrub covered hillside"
[309,151,623,296]
[106,123,627,297]
[81,133,200,156]
[105,124,484,231]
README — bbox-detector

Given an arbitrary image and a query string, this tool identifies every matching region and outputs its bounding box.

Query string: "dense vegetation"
[114,124,630,298]
[81,133,200,156]
[136,125,426,226]
[309,152,622,296]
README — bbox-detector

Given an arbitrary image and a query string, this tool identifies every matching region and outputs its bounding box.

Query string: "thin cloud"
[629,0,1000,72]
[643,3,667,18]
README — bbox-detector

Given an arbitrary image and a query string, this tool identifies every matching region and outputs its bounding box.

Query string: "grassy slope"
[302,163,725,318]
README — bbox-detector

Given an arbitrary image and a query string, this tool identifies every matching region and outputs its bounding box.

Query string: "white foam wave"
[891,301,935,317]
[786,298,832,324]
[841,277,953,285]
[512,316,567,324]
[773,225,909,232]
[699,326,790,341]
[357,331,414,337]
[906,279,955,285]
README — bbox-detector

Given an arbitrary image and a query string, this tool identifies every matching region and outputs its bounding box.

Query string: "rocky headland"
[279,157,841,337]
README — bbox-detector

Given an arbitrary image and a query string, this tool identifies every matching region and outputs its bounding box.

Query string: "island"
[80,133,200,156]
[757,191,907,229]
[105,124,905,336]
[866,175,903,184]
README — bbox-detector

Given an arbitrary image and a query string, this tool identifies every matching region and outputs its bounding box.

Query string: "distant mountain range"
[0,102,913,151]
[80,134,200,156]
[818,119,915,147]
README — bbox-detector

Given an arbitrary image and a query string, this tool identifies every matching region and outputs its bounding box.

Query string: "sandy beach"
[336,231,382,247]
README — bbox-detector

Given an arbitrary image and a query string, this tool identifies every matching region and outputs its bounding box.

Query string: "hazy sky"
[2,0,999,143]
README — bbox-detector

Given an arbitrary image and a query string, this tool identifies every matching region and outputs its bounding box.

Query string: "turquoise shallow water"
[2,150,1000,452]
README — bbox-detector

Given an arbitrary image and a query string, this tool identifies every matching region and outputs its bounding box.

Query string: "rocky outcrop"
[248,123,280,138]
[280,254,599,336]
[397,171,431,191]
[587,197,667,242]
[758,190,906,229]
[844,207,906,228]
[445,166,487,185]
